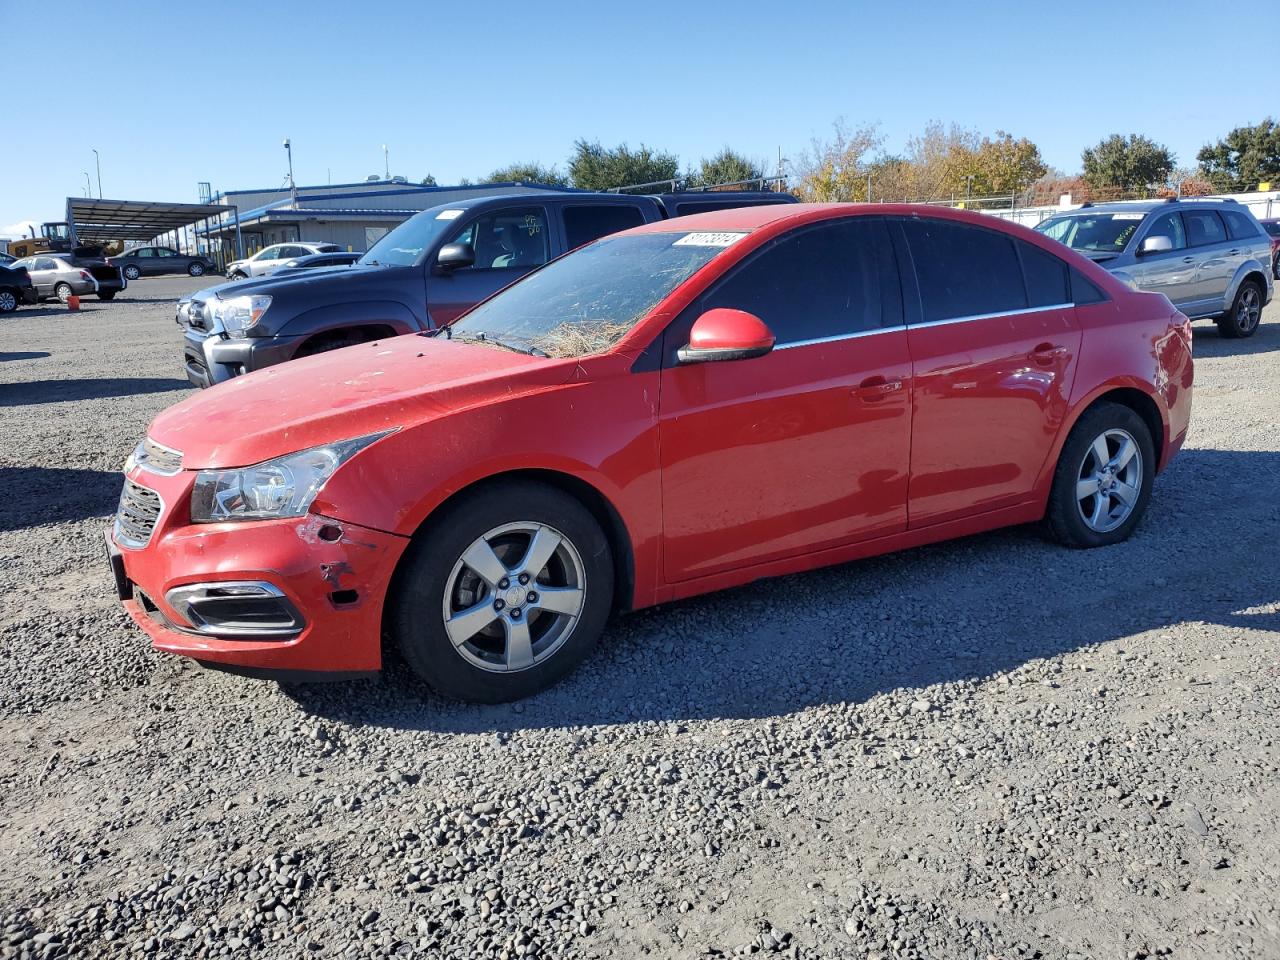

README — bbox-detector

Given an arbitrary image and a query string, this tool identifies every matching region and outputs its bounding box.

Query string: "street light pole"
[92,149,102,198]
[382,144,389,180]
[83,172,92,197]
[283,138,296,204]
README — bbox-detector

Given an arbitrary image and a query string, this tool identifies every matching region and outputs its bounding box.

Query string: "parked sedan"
[9,255,126,301]
[224,242,340,279]
[112,246,217,281]
[273,251,362,274]
[109,204,1192,703]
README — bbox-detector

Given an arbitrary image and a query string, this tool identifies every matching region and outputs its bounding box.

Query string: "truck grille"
[114,479,164,549]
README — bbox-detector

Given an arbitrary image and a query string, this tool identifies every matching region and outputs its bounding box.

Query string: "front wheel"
[123,265,140,281]
[188,262,205,277]
[389,481,614,703]
[1044,402,1155,548]
[1217,279,1263,339]
[55,283,73,303]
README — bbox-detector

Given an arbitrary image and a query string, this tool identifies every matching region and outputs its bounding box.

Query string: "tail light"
[79,270,93,281]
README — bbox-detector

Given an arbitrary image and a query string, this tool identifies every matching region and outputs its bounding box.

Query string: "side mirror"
[1137,235,1173,256]
[436,243,475,272]
[677,308,775,364]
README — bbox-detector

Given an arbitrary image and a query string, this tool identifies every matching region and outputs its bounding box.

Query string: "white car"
[225,242,341,279]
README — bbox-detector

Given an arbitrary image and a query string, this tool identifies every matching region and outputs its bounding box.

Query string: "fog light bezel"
[164,581,305,639]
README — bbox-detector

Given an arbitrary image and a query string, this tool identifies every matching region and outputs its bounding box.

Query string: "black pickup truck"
[177,190,795,387]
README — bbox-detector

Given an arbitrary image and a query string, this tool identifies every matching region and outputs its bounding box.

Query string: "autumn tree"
[486,162,568,187]
[789,121,883,201]
[969,131,1047,196]
[1081,134,1175,193]
[1197,119,1280,192]
[568,140,680,191]
[687,148,766,188]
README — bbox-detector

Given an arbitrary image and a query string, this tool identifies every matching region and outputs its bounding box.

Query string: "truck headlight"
[215,295,272,337]
[190,433,390,522]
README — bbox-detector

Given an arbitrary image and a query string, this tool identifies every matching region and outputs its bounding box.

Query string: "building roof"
[65,198,228,242]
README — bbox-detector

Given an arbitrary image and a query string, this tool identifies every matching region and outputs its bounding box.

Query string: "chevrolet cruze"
[108,204,1194,702]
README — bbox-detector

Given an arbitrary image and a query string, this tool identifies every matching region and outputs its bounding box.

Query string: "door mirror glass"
[1138,235,1173,256]
[436,242,476,271]
[677,308,775,364]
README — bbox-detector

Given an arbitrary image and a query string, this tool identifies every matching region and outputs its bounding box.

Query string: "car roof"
[1055,198,1243,217]
[627,201,1048,236]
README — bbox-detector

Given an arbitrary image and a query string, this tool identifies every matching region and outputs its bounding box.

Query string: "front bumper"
[109,469,409,676]
[182,328,304,388]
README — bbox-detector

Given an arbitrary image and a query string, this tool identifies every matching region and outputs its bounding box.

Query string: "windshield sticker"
[1111,213,1145,220]
[673,232,747,248]
[435,209,464,220]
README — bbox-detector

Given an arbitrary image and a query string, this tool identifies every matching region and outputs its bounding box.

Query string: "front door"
[426,206,552,326]
[1131,211,1197,307]
[896,218,1082,527]
[658,217,912,583]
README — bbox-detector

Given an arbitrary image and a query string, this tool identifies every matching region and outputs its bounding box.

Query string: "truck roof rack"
[1178,195,1237,203]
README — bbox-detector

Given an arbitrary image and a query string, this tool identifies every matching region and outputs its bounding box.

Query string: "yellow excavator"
[8,222,122,259]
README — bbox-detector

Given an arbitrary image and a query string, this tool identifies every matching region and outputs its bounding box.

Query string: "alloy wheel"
[190,263,204,276]
[1239,285,1261,333]
[0,291,15,312]
[1075,428,1143,533]
[442,521,586,673]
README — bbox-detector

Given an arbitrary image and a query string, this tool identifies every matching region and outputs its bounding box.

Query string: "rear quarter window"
[1221,209,1263,241]
[1016,240,1069,307]
[563,205,647,250]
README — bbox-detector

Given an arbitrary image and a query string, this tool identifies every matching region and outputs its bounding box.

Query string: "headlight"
[190,433,390,523]
[215,294,271,337]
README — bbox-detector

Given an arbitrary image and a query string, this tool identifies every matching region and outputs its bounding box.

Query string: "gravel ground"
[1,277,1278,960]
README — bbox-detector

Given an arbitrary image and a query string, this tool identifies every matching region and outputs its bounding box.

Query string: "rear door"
[426,205,553,326]
[658,217,912,582]
[896,218,1082,527]
[26,257,58,296]
[152,247,178,274]
[1181,208,1234,309]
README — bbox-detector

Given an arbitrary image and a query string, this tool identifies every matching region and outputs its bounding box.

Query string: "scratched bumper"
[110,469,408,675]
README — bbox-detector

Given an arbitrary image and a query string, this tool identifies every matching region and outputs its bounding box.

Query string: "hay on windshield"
[531,320,633,359]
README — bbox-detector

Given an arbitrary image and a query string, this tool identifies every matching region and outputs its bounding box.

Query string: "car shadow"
[0,351,51,362]
[0,466,120,532]
[0,377,190,406]
[1192,320,1280,357]
[282,446,1280,732]
[6,303,110,320]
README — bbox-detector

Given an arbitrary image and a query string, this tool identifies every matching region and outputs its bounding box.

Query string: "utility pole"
[92,149,102,198]
[83,172,92,197]
[283,138,296,205]
[382,144,390,180]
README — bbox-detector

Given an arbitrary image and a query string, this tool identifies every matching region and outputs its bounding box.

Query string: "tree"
[485,162,568,187]
[902,121,979,200]
[1197,119,1280,192]
[687,148,765,188]
[969,131,1047,196]
[789,121,883,201]
[1081,134,1175,193]
[420,174,438,186]
[567,139,680,191]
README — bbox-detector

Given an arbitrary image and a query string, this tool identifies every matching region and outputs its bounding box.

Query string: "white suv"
[225,242,340,279]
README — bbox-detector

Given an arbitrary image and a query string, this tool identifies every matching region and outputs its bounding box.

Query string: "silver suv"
[1035,198,1273,338]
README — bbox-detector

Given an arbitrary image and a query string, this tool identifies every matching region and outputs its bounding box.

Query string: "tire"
[55,283,73,303]
[229,270,247,281]
[97,291,116,301]
[188,262,205,277]
[123,265,140,281]
[1044,401,1156,548]
[1216,279,1263,339]
[390,480,614,703]
[0,289,17,313]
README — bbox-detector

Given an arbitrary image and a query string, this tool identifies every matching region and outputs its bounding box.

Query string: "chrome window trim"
[775,325,907,350]
[911,302,1073,329]
[113,479,166,551]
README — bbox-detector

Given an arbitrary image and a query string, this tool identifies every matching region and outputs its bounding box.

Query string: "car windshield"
[360,210,463,267]
[1035,213,1145,253]
[447,232,741,358]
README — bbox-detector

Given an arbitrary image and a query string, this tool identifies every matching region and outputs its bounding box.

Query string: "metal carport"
[64,197,243,263]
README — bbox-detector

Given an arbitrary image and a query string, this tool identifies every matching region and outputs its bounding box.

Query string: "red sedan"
[108,204,1194,702]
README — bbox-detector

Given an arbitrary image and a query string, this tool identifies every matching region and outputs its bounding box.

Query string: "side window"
[1144,212,1186,250]
[1016,240,1069,307]
[1069,268,1107,305]
[1222,209,1261,241]
[34,258,57,270]
[156,248,175,257]
[700,218,900,345]
[563,205,647,250]
[449,207,550,270]
[136,247,154,258]
[901,219,1027,322]
[1183,210,1227,247]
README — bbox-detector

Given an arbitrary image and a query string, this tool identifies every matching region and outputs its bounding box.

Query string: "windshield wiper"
[452,331,545,357]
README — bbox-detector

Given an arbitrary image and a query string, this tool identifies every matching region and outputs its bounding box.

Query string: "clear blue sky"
[0,0,1270,236]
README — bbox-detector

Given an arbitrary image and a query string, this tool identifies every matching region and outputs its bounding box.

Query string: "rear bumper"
[111,506,409,676]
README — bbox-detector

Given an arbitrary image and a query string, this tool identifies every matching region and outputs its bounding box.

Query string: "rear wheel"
[0,289,17,313]
[390,481,614,702]
[97,290,116,301]
[1217,279,1263,339]
[123,264,140,281]
[55,282,73,303]
[188,262,205,277]
[1045,402,1155,548]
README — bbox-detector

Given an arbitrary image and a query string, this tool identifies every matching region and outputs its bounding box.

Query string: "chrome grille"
[114,479,163,549]
[135,437,183,475]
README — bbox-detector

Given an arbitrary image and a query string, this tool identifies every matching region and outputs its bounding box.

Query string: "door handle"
[1030,343,1068,366]
[1229,248,1241,256]
[1181,256,1195,263]
[853,375,902,401]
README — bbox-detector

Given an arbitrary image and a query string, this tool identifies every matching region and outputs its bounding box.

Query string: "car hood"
[189,263,405,302]
[148,333,569,469]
